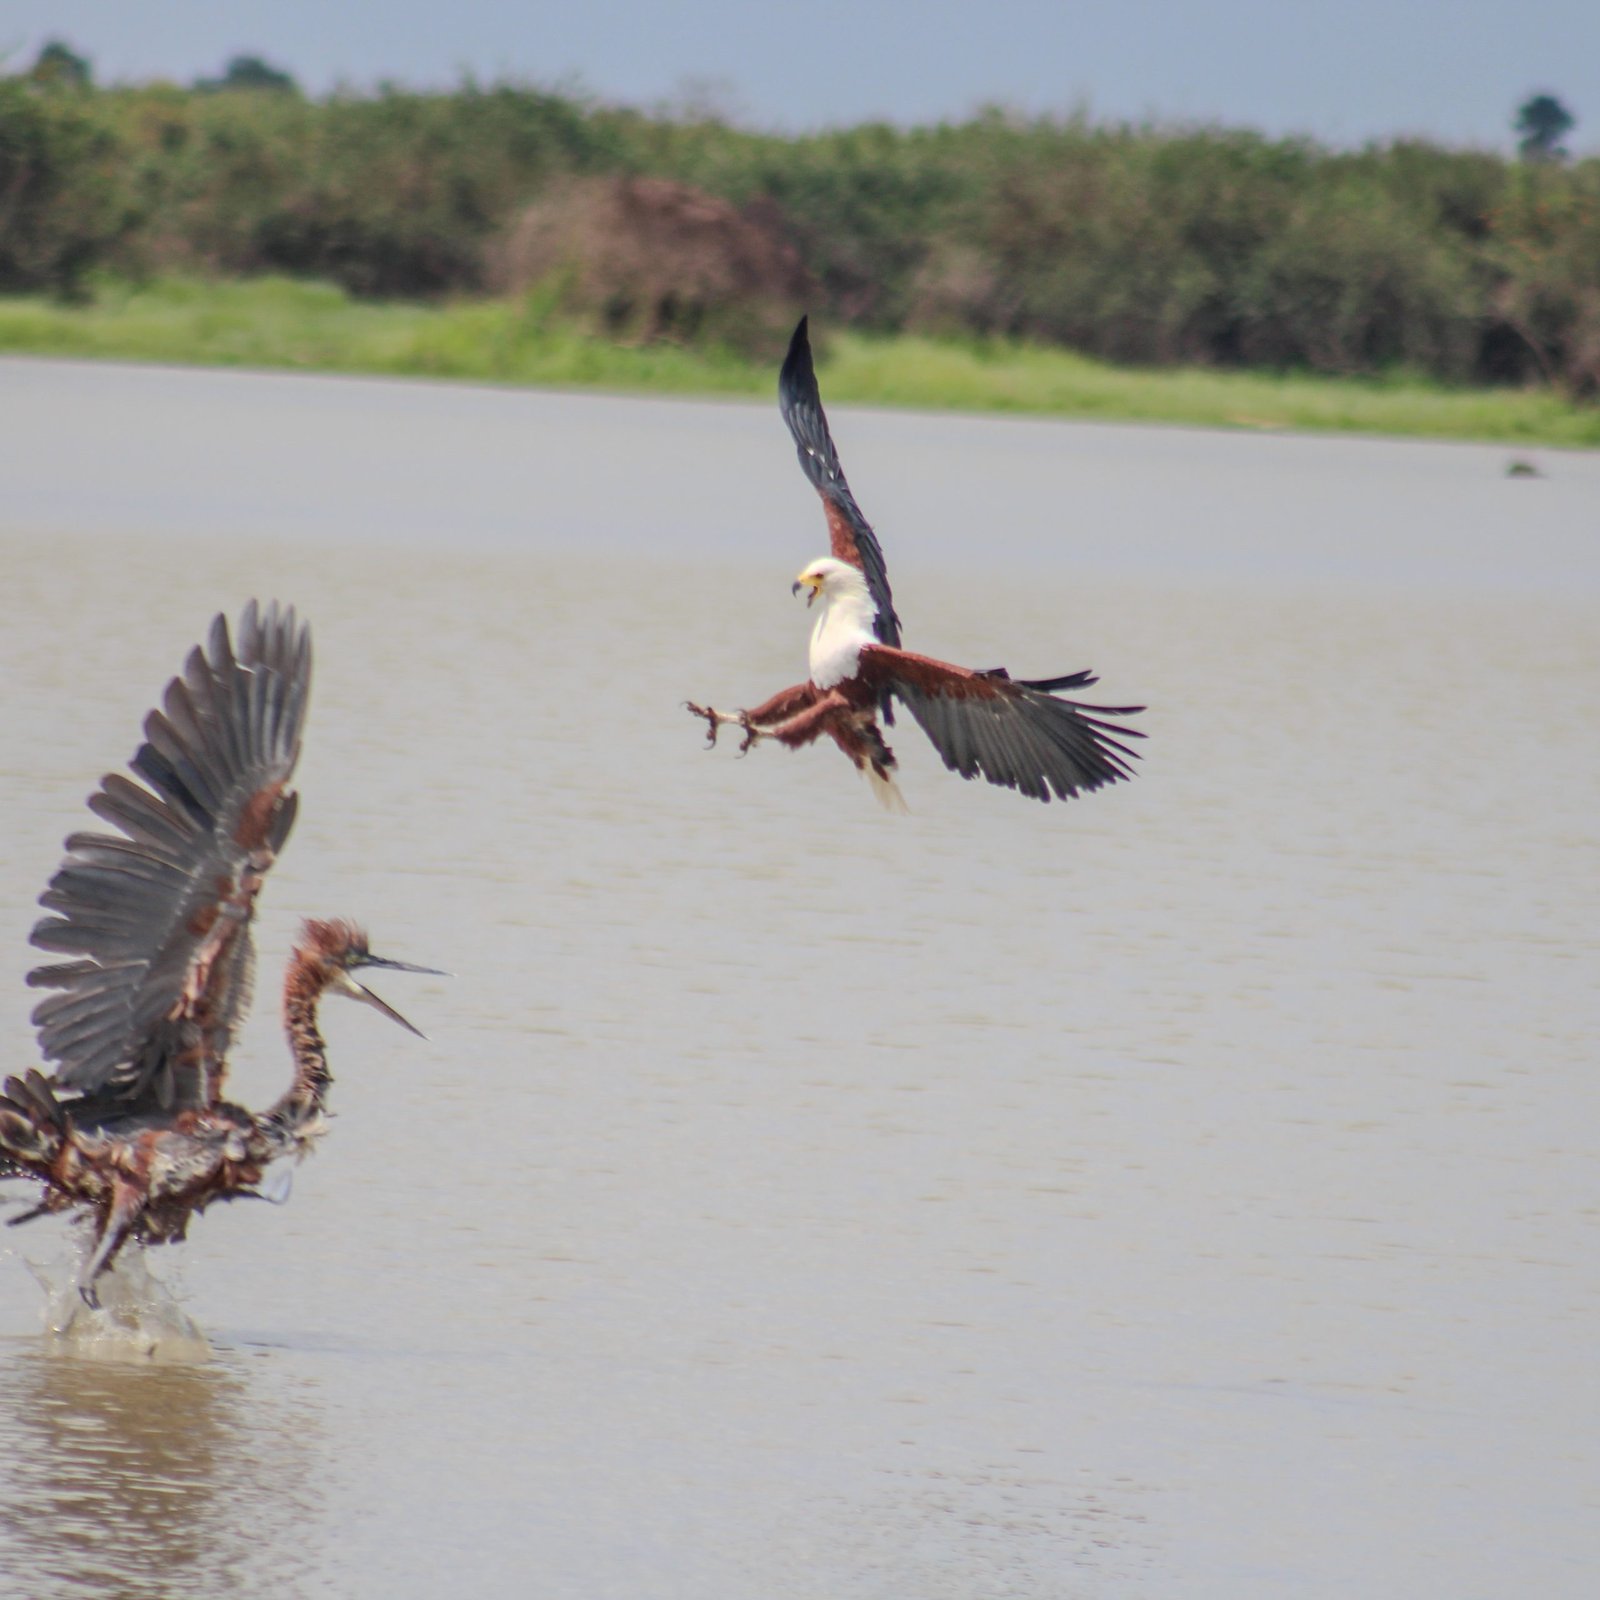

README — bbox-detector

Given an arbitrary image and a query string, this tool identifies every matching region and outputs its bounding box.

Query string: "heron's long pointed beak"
[361,956,449,977]
[348,954,448,1040]
[350,981,429,1039]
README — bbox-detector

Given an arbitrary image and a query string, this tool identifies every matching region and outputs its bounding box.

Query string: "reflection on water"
[0,1342,323,1600]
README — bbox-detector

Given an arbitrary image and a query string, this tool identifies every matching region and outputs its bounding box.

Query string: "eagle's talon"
[684,701,721,747]
[686,702,763,753]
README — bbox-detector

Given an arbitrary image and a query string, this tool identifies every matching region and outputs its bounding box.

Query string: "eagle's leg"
[742,690,858,750]
[686,683,822,753]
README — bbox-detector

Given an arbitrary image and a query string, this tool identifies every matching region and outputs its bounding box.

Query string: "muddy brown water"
[0,358,1595,1598]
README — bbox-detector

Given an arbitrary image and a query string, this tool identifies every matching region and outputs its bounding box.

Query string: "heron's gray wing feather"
[28,602,311,1109]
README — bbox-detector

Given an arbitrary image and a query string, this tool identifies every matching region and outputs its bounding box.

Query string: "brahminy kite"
[687,317,1144,808]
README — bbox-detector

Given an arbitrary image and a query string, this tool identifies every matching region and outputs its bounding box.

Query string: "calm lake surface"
[0,357,1596,1599]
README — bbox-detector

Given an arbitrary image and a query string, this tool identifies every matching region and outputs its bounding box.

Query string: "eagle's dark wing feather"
[27,602,311,1112]
[857,645,1143,803]
[779,317,901,649]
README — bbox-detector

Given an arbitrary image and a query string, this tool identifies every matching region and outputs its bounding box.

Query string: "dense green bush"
[0,79,131,293]
[1,71,1597,396]
[98,83,618,295]
[1482,164,1600,393]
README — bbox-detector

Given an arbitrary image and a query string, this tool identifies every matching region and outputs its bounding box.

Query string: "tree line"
[2,56,1596,396]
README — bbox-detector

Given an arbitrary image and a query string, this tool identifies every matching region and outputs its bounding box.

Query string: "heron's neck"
[808,585,876,689]
[269,966,333,1126]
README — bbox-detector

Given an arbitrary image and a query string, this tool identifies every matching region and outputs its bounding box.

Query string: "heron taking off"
[0,602,441,1307]
[687,316,1145,806]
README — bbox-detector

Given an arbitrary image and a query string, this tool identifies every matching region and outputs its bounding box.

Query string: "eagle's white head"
[792,557,871,610]
[794,557,877,691]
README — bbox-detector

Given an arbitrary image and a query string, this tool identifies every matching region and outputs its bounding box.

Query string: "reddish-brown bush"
[488,175,812,357]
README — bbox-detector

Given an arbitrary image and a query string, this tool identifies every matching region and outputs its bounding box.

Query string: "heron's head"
[792,557,869,609]
[296,918,446,1038]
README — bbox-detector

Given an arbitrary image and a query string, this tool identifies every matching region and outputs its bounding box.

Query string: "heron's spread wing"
[779,317,901,648]
[27,601,312,1110]
[857,645,1144,803]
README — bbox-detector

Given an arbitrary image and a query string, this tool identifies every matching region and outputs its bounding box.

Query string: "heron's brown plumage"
[0,608,436,1307]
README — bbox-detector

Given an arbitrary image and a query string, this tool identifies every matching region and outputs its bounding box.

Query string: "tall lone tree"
[27,40,93,90]
[1515,94,1575,162]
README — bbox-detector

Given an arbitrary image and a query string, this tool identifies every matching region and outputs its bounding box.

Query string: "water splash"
[22,1223,212,1364]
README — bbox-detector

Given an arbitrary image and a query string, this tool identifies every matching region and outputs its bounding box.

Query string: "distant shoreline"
[3,277,1596,450]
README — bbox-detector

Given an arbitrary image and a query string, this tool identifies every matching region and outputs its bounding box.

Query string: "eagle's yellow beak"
[792,571,822,607]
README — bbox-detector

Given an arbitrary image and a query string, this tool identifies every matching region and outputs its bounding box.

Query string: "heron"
[0,602,441,1307]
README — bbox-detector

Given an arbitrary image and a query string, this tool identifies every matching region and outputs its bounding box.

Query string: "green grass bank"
[3,277,1596,448]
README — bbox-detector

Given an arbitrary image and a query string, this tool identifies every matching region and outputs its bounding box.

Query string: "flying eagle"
[686,317,1145,807]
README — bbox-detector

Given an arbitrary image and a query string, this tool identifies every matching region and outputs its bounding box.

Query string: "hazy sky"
[7,0,1597,151]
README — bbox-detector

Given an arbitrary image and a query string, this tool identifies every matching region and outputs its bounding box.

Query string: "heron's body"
[0,605,437,1306]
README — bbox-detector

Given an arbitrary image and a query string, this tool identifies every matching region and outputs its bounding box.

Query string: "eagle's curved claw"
[685,701,721,748]
[686,701,766,754]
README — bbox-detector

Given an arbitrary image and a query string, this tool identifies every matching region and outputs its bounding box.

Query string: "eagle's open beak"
[792,577,819,608]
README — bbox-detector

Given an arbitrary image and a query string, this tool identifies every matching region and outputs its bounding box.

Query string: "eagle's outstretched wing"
[857,645,1144,803]
[27,602,312,1113]
[779,316,901,648]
